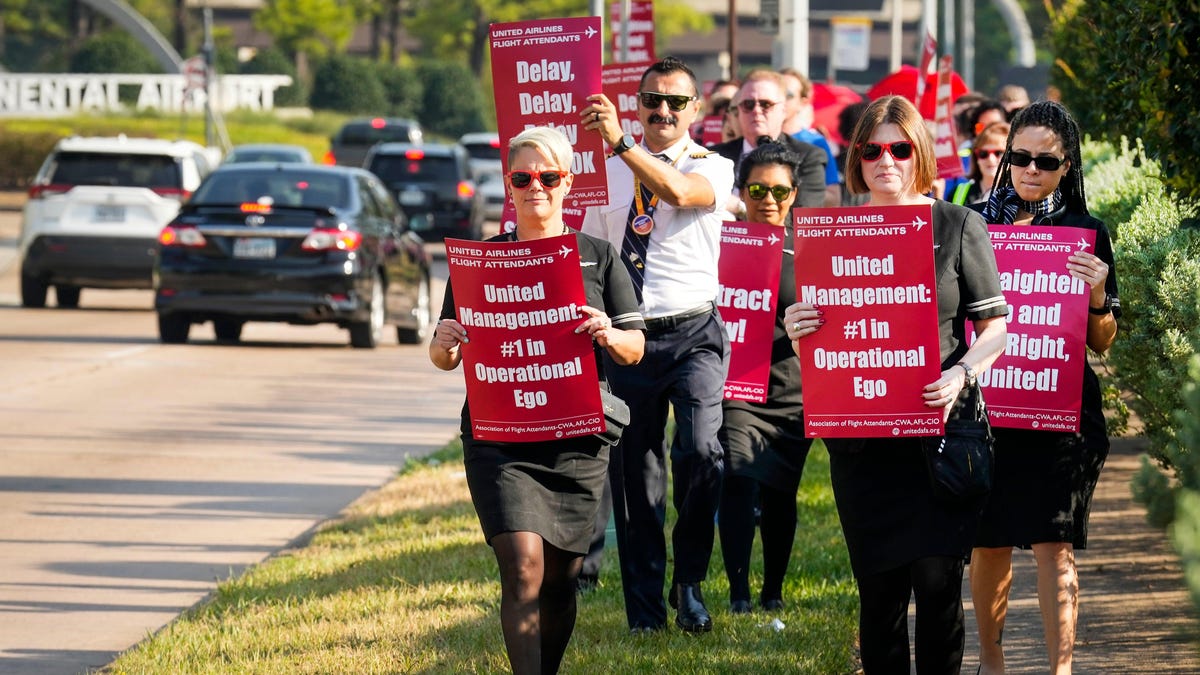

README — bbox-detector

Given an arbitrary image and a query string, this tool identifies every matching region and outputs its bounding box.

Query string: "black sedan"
[154,163,433,348]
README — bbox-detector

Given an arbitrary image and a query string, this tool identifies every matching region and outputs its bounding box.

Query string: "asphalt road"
[0,210,465,674]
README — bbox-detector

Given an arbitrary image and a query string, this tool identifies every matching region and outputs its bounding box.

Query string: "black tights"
[718,474,798,603]
[491,531,582,675]
[856,555,966,675]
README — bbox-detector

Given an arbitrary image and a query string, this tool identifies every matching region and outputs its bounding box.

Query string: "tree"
[70,30,162,74]
[254,0,359,82]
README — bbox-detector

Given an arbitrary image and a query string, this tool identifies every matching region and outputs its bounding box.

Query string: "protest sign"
[602,61,650,145]
[718,221,785,402]
[609,0,655,63]
[982,225,1095,431]
[793,205,943,438]
[933,55,965,178]
[445,234,605,442]
[489,17,608,212]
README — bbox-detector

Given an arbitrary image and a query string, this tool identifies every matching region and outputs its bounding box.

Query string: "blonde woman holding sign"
[430,126,644,674]
[784,95,1008,674]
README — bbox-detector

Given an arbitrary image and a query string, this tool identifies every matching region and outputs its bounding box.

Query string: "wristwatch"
[613,134,636,155]
[1089,293,1113,315]
[956,361,977,387]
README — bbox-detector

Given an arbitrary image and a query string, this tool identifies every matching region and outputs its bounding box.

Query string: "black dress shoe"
[760,597,784,611]
[670,583,713,633]
[730,599,753,614]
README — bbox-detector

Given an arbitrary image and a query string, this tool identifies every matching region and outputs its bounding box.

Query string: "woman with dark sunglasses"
[430,126,645,674]
[783,95,1009,673]
[716,143,815,617]
[970,100,1119,675]
[951,122,1010,206]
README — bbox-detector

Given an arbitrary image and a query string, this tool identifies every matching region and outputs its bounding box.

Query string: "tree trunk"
[174,0,188,54]
[388,0,402,64]
[370,11,382,60]
[469,4,487,78]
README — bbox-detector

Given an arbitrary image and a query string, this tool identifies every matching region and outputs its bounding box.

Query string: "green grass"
[105,439,858,674]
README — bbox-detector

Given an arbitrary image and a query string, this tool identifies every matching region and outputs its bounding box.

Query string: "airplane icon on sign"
[912,215,928,231]
[768,232,780,245]
[1075,237,1091,251]
[585,26,597,39]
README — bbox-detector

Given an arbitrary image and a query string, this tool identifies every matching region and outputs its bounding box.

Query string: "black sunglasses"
[745,183,795,201]
[738,99,778,113]
[1008,151,1066,171]
[638,92,697,112]
[506,170,567,189]
[859,141,914,161]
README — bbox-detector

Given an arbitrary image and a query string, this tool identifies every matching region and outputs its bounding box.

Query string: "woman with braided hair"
[969,100,1120,675]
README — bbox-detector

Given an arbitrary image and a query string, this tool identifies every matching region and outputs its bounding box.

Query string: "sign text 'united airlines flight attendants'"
[445,235,606,443]
[718,221,785,402]
[981,225,1095,432]
[489,16,608,220]
[792,205,944,438]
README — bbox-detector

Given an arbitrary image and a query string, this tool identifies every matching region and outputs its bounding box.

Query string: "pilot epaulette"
[690,150,715,158]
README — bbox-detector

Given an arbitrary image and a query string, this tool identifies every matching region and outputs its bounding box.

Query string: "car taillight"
[159,224,206,247]
[301,228,361,251]
[27,184,72,199]
[153,187,192,201]
[405,149,425,160]
[322,150,336,165]
[457,181,475,199]
[240,202,272,213]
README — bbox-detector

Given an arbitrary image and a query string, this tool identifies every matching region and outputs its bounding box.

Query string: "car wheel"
[349,272,384,349]
[20,272,48,308]
[158,312,191,344]
[213,319,244,342]
[397,275,432,344]
[55,285,81,308]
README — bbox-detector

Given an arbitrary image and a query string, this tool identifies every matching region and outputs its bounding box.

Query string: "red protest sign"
[445,234,605,442]
[933,55,964,178]
[981,225,1095,432]
[609,0,655,63]
[915,30,937,110]
[719,221,785,402]
[489,17,608,209]
[793,205,943,438]
[700,115,725,147]
[602,61,651,145]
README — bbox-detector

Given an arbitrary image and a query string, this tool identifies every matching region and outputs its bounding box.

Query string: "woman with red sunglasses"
[784,95,1009,673]
[430,126,645,674]
[971,100,1119,675]
[952,122,1011,206]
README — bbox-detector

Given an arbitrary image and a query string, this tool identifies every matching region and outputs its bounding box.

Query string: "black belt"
[643,301,715,332]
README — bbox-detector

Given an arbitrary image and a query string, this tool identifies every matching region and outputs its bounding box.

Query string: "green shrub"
[310,55,387,114]
[0,127,59,189]
[415,60,486,139]
[1049,0,1200,201]
[241,46,309,108]
[373,62,423,120]
[68,31,162,74]
[1083,138,1165,240]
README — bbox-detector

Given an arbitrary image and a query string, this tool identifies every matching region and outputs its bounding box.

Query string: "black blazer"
[709,134,828,209]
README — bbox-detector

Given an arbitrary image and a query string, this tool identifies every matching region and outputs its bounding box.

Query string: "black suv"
[324,117,423,168]
[154,163,433,348]
[365,142,485,241]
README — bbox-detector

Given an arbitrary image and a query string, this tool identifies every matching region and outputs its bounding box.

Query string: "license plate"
[232,237,276,259]
[398,190,427,206]
[93,205,126,222]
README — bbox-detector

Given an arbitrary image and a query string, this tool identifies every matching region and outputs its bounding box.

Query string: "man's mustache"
[648,113,678,125]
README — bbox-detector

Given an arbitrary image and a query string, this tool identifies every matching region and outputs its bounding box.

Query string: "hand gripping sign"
[490,17,608,214]
[792,205,944,438]
[445,234,606,443]
[980,225,1096,432]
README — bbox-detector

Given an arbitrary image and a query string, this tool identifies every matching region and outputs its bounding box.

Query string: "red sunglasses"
[859,141,914,162]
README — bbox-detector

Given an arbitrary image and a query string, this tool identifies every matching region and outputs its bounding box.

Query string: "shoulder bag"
[595,386,629,446]
[922,381,994,505]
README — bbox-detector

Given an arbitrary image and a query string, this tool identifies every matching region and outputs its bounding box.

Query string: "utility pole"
[202,6,214,149]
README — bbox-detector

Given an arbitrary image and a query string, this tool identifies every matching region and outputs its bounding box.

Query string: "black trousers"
[856,555,966,675]
[604,310,728,629]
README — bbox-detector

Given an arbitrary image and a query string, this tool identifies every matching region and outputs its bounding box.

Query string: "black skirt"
[975,428,1107,549]
[828,437,984,578]
[463,433,609,555]
[720,404,811,493]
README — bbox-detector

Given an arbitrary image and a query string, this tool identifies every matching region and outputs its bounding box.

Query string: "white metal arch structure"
[990,0,1036,67]
[80,0,184,72]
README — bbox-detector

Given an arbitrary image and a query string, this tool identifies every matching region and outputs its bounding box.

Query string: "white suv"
[19,135,212,308]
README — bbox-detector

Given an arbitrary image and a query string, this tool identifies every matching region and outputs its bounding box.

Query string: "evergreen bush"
[241,47,309,108]
[374,62,423,120]
[310,55,387,114]
[69,31,162,74]
[415,60,486,139]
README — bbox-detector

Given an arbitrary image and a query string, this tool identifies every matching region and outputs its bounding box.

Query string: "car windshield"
[191,171,351,208]
[462,142,501,161]
[227,149,306,163]
[340,123,413,145]
[369,155,458,184]
[49,152,181,189]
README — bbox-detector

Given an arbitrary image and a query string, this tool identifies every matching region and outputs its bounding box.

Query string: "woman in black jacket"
[970,100,1120,675]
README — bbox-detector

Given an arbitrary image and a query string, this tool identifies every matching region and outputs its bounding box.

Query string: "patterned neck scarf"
[981,185,1062,224]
